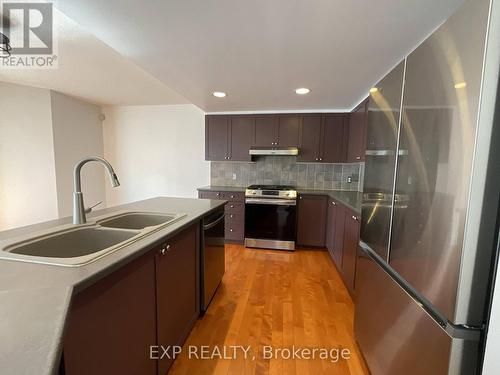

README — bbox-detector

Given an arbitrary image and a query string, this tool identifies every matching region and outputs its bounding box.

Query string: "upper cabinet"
[253,114,301,148]
[205,115,229,161]
[205,115,253,161]
[205,111,364,163]
[254,115,278,147]
[277,115,301,147]
[346,98,369,162]
[229,116,254,161]
[297,113,347,163]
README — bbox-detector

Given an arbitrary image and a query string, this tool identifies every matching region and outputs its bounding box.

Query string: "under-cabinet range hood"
[249,147,299,156]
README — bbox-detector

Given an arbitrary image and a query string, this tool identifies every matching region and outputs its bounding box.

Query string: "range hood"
[249,147,299,156]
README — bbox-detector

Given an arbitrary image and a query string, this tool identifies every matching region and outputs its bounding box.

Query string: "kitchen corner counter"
[0,197,225,375]
[197,186,362,214]
[197,185,246,193]
[297,189,362,214]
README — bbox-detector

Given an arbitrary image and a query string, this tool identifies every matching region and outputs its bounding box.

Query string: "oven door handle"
[245,198,297,206]
[203,213,225,231]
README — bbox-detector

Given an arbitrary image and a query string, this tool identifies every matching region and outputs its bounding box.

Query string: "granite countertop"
[197,186,362,213]
[0,197,225,375]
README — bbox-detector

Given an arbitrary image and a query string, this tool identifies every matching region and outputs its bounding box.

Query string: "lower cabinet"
[326,198,345,269]
[156,224,199,375]
[297,194,328,247]
[342,210,361,294]
[198,190,245,243]
[63,223,199,375]
[63,253,157,375]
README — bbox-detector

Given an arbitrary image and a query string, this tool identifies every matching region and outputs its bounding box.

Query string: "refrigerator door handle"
[445,322,483,341]
[358,241,484,342]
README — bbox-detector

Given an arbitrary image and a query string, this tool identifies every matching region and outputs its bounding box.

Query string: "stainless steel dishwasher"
[201,208,225,312]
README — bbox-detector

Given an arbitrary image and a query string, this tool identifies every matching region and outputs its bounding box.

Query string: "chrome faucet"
[73,156,120,224]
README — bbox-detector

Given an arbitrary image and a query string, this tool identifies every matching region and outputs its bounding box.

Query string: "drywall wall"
[50,91,106,217]
[0,82,59,230]
[103,104,209,205]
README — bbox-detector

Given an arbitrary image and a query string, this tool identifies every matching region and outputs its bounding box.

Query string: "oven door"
[244,198,297,250]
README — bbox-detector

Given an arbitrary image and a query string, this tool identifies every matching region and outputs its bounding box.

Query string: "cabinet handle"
[356,156,361,160]
[319,158,323,161]
[230,204,234,208]
[230,195,234,198]
[332,201,336,205]
[352,215,358,221]
[230,214,234,218]
[315,157,318,161]
[229,229,233,232]
[216,193,220,197]
[160,244,170,255]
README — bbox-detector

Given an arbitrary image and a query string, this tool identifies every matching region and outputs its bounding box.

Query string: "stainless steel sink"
[8,227,139,258]
[97,212,182,230]
[0,211,186,267]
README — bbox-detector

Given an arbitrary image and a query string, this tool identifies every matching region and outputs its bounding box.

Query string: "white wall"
[0,82,59,230]
[50,91,106,217]
[103,105,209,206]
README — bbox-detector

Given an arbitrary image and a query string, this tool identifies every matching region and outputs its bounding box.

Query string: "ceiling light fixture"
[295,88,310,95]
[454,82,467,89]
[212,91,227,98]
[369,87,379,93]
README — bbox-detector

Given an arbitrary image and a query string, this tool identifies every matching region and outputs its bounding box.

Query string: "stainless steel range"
[244,185,297,251]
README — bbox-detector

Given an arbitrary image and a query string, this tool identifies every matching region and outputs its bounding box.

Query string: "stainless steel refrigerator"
[355,0,500,373]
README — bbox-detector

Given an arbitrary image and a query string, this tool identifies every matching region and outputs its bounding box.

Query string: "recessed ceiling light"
[454,82,467,89]
[369,87,379,93]
[213,91,227,98]
[295,88,310,95]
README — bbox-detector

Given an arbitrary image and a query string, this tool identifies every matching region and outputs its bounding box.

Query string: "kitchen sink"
[0,211,186,267]
[8,227,139,258]
[97,212,182,230]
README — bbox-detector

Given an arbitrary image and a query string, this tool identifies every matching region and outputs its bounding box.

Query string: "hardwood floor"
[169,244,370,375]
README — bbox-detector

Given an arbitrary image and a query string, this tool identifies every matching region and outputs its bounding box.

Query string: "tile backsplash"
[210,156,364,191]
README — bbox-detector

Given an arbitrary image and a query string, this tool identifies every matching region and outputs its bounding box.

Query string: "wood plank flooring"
[169,244,370,375]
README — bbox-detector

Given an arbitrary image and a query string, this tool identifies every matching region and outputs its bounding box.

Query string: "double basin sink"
[0,212,186,267]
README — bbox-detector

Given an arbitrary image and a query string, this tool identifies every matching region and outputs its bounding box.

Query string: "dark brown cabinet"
[342,210,361,294]
[198,190,245,243]
[229,116,253,161]
[297,194,328,247]
[278,115,301,147]
[298,114,322,162]
[254,115,278,147]
[346,98,368,162]
[63,224,200,375]
[253,114,301,148]
[206,115,253,161]
[64,253,157,375]
[298,114,346,162]
[322,114,347,162]
[156,224,199,375]
[326,198,346,269]
[205,115,229,161]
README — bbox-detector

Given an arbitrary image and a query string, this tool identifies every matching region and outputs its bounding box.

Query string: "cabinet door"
[64,253,157,375]
[229,116,253,161]
[326,198,337,259]
[297,195,328,247]
[156,224,199,375]
[334,203,346,269]
[278,115,301,147]
[322,114,347,163]
[298,114,322,162]
[206,116,228,161]
[346,99,368,162]
[254,115,278,147]
[342,211,360,293]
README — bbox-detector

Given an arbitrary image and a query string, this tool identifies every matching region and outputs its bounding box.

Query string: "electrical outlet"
[347,175,352,183]
[232,173,237,180]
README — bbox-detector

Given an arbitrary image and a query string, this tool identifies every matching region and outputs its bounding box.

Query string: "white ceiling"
[0,9,188,106]
[54,0,465,112]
